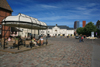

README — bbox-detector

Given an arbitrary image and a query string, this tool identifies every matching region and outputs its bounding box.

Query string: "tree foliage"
[76,22,98,36]
[76,27,84,35]
[84,22,97,36]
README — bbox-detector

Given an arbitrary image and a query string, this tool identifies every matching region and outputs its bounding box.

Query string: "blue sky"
[7,0,100,28]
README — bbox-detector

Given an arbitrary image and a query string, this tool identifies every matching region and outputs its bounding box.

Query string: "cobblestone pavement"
[0,37,96,67]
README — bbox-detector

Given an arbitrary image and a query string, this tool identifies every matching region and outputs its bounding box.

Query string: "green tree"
[84,22,97,36]
[76,22,98,36]
[76,27,84,35]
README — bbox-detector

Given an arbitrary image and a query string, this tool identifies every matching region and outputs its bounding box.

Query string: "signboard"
[91,32,94,37]
[96,32,97,36]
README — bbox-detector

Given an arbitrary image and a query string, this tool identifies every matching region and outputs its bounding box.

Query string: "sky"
[7,0,100,28]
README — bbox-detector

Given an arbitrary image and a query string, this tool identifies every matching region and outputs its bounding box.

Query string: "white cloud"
[38,14,90,21]
[40,4,58,8]
[86,3,97,7]
[76,7,87,10]
[38,16,62,20]
[11,0,100,26]
[46,21,74,27]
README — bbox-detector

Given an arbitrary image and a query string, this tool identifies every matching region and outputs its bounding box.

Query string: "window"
[55,30,57,31]
[41,31,44,34]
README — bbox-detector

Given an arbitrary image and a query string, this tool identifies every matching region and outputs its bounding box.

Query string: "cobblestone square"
[0,37,99,67]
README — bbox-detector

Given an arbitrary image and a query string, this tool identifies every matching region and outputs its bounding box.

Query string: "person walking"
[81,36,84,42]
[79,34,82,42]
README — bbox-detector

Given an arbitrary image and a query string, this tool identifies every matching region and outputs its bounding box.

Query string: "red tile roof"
[0,0,13,12]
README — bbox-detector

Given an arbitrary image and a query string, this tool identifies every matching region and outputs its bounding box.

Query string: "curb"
[0,44,53,54]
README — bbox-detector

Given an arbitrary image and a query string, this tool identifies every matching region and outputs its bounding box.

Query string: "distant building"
[82,21,86,27]
[96,20,100,30]
[0,0,13,38]
[18,28,39,37]
[39,24,74,36]
[74,21,79,29]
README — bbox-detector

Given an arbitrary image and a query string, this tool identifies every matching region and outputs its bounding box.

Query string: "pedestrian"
[81,36,84,42]
[79,34,82,42]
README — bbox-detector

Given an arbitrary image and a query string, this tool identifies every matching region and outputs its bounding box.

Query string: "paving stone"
[0,37,94,67]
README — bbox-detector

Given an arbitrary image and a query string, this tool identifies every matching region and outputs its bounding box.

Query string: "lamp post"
[46,28,49,45]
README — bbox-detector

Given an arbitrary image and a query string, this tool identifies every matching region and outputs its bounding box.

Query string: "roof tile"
[0,0,13,12]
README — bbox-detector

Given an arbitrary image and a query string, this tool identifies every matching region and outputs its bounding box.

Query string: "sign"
[91,32,94,37]
[96,32,97,36]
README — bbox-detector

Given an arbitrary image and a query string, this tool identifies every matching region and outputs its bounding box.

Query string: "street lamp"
[46,28,49,45]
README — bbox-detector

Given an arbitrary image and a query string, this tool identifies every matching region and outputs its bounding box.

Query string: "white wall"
[67,30,74,36]
[52,26,60,36]
[39,26,74,36]
[19,28,38,37]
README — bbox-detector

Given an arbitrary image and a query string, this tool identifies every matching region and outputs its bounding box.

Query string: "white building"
[18,28,38,37]
[39,24,75,36]
[17,24,74,37]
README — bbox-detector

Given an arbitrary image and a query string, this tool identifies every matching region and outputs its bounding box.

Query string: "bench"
[25,40,35,47]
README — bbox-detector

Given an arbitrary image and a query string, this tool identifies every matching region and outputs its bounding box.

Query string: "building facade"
[0,0,13,38]
[74,21,79,29]
[82,21,86,27]
[18,28,38,37]
[96,20,100,30]
[39,24,74,36]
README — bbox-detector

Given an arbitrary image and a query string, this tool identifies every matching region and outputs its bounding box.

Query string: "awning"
[2,13,47,29]
[11,27,22,32]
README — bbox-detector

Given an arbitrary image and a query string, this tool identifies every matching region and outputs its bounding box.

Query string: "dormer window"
[55,30,57,31]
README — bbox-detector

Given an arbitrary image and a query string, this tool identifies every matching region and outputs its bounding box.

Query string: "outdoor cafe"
[0,13,48,50]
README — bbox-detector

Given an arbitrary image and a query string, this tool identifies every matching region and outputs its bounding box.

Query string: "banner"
[91,32,94,37]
